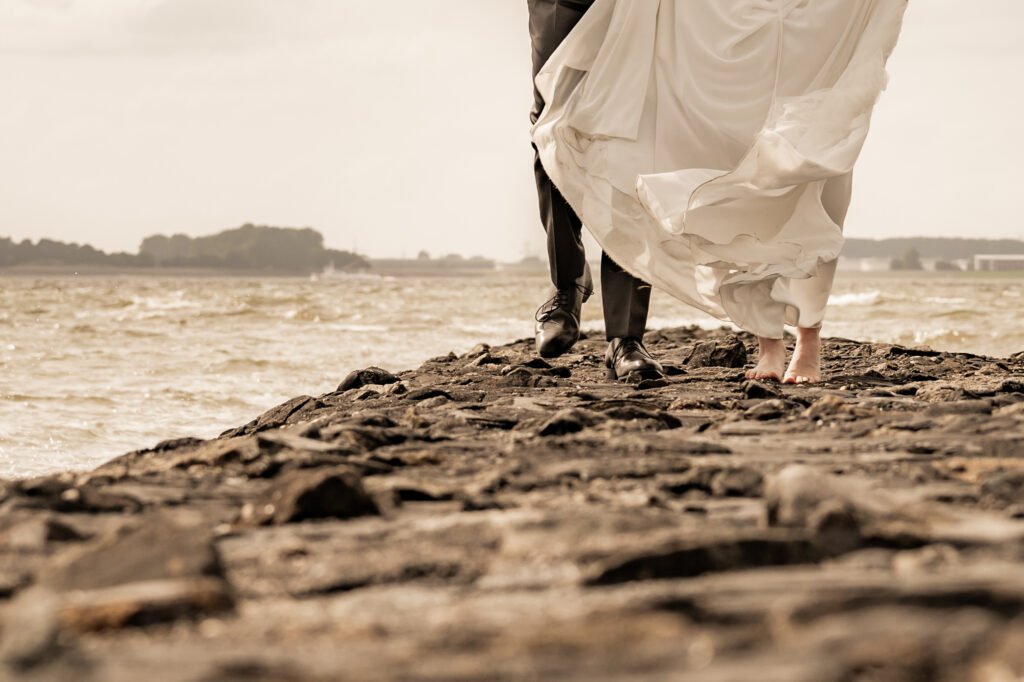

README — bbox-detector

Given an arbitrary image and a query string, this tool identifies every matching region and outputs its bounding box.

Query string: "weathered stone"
[58,576,233,632]
[597,404,682,429]
[892,544,961,575]
[804,395,848,420]
[925,400,992,416]
[743,380,782,400]
[745,399,787,421]
[806,499,862,554]
[404,387,451,402]
[239,467,379,525]
[586,531,821,585]
[337,366,400,391]
[980,470,1024,504]
[500,366,536,387]
[710,467,764,498]
[684,335,748,368]
[0,516,85,551]
[0,588,63,671]
[467,353,504,367]
[418,395,451,409]
[537,408,601,436]
[221,396,323,437]
[41,519,224,593]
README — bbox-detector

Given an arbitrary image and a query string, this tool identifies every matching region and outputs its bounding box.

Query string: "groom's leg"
[529,0,595,358]
[602,253,663,379]
[528,0,593,291]
[601,253,651,341]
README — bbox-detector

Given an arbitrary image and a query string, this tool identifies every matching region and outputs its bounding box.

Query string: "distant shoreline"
[0,264,550,278]
[3,263,1024,279]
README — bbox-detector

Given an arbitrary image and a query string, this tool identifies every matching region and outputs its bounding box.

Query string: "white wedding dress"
[532,0,907,338]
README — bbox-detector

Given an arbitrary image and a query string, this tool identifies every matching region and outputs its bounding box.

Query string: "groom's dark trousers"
[528,0,651,341]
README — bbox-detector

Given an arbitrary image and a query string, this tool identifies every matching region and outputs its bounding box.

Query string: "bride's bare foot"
[746,337,786,381]
[784,327,822,384]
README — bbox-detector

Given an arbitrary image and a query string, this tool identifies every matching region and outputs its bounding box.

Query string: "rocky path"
[2,327,1024,681]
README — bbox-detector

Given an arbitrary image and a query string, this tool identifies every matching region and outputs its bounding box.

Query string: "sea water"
[1,271,1022,478]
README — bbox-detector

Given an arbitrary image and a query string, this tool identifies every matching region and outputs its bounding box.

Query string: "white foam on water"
[828,290,883,306]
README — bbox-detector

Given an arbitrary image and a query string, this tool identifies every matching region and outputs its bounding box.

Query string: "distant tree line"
[0,224,368,273]
[0,236,149,267]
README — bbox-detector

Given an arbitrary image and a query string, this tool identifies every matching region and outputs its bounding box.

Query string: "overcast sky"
[1,0,1022,259]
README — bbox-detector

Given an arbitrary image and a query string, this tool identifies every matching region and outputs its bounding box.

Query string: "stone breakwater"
[2,326,1024,681]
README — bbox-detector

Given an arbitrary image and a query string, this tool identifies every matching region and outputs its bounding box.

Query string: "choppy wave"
[2,272,1023,478]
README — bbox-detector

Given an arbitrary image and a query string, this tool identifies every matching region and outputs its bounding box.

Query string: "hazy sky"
[1,0,1022,259]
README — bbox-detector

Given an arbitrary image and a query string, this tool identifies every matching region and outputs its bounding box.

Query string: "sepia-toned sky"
[1,0,1022,260]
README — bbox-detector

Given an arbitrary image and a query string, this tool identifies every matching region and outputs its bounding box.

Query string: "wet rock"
[710,467,764,498]
[888,345,942,358]
[684,335,748,368]
[586,531,821,585]
[745,399,787,421]
[427,351,458,364]
[892,544,961,575]
[661,467,718,496]
[803,395,848,420]
[41,519,224,593]
[925,399,992,416]
[467,353,505,367]
[596,403,682,429]
[999,379,1024,393]
[743,380,782,400]
[980,470,1024,505]
[500,367,536,387]
[7,477,152,514]
[0,515,86,551]
[337,367,400,391]
[916,382,976,404]
[384,382,409,397]
[58,576,233,632]
[766,466,868,533]
[221,396,325,437]
[239,467,379,525]
[0,588,63,671]
[169,436,261,470]
[806,499,862,555]
[417,395,451,409]
[538,408,601,436]
[404,387,451,402]
[30,519,234,632]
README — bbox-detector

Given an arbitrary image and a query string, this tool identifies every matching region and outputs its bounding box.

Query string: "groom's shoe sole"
[537,328,580,358]
[605,367,664,382]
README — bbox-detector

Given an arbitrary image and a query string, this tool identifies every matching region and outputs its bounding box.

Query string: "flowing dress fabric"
[531,0,907,338]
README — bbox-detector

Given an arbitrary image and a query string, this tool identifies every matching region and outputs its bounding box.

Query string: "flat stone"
[710,468,764,498]
[58,576,233,632]
[40,519,224,593]
[239,467,379,525]
[585,530,821,585]
[538,408,600,436]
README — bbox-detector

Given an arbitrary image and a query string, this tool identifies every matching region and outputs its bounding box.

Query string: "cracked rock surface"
[2,327,1024,681]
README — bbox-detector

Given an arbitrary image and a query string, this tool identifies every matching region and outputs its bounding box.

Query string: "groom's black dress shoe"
[606,337,664,381]
[535,285,591,358]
